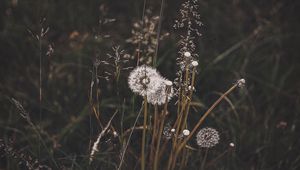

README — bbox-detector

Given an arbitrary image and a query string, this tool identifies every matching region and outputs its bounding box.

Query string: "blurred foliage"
[0,0,300,169]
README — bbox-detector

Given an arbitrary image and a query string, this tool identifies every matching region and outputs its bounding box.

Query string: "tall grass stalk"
[153,0,165,66]
[141,95,148,170]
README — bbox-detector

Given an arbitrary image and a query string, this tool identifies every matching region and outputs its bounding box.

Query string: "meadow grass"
[0,0,299,169]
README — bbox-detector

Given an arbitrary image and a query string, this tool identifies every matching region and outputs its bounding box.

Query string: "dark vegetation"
[0,0,300,169]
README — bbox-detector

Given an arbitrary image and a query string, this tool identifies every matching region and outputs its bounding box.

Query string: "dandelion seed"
[196,127,220,148]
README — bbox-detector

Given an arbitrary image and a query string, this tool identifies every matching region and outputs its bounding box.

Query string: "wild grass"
[0,0,299,170]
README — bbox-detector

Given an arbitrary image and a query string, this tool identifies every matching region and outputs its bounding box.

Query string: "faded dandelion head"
[147,79,174,105]
[196,127,220,148]
[163,124,172,140]
[128,65,162,97]
[128,65,174,105]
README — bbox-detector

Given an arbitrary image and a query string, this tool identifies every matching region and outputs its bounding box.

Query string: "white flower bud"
[188,86,195,91]
[165,81,173,86]
[113,131,118,137]
[237,78,246,88]
[184,52,191,57]
[182,129,190,136]
[191,61,198,67]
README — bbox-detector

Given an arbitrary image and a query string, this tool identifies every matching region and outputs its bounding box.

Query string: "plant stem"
[141,96,148,170]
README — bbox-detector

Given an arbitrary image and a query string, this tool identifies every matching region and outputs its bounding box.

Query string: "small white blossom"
[165,80,173,86]
[191,61,198,67]
[236,78,246,88]
[188,85,195,91]
[113,131,118,137]
[184,51,191,57]
[182,129,190,136]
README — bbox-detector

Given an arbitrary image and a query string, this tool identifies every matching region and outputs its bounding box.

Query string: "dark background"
[0,0,300,169]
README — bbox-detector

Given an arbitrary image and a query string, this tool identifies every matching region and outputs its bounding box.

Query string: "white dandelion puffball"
[147,79,174,105]
[196,127,220,148]
[128,65,162,97]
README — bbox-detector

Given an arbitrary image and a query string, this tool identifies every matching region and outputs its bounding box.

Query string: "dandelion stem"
[141,96,148,170]
[150,104,158,167]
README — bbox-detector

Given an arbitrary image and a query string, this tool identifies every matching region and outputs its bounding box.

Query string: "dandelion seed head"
[171,128,176,133]
[196,127,220,148]
[147,79,174,105]
[128,65,162,96]
[163,124,172,140]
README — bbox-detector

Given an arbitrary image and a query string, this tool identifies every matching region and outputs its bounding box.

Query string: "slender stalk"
[167,67,191,169]
[141,96,148,170]
[153,0,165,66]
[38,25,43,159]
[178,149,187,170]
[136,0,147,66]
[118,104,144,170]
[200,148,208,170]
[180,67,197,130]
[149,104,158,168]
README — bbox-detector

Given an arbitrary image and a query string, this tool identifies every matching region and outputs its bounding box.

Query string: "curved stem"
[174,84,238,165]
